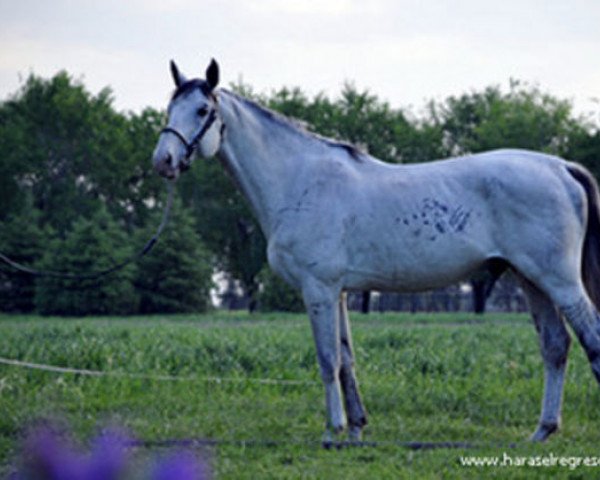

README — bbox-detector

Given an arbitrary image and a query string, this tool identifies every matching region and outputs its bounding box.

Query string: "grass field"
[1,311,600,478]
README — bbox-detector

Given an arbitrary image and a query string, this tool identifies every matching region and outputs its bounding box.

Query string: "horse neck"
[216,91,310,237]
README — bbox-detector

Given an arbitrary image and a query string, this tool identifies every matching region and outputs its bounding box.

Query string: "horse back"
[269,149,582,292]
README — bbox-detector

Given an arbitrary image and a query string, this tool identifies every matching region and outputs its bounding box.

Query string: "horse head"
[152,59,224,179]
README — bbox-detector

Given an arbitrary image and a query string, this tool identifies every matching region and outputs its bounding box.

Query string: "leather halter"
[160,105,221,164]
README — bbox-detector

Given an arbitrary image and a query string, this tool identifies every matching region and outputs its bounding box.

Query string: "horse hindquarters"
[515,163,600,441]
[555,166,600,383]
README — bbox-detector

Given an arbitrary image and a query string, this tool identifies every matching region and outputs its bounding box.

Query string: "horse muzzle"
[153,153,181,180]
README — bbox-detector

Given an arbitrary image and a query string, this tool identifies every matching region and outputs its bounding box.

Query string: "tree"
[135,200,214,313]
[35,206,138,316]
[0,72,164,234]
[0,204,49,312]
[429,80,577,156]
[565,124,600,181]
[0,71,167,315]
[268,83,445,164]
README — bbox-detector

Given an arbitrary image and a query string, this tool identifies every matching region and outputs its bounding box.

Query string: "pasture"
[1,311,600,479]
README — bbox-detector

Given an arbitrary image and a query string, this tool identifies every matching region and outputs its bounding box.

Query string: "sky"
[1,0,600,118]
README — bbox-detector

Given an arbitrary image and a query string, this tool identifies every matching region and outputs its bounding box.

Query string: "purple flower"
[84,429,130,480]
[151,451,210,480]
[15,426,87,480]
[12,425,210,480]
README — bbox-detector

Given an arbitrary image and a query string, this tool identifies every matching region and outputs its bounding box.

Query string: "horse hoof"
[321,430,334,449]
[348,426,363,443]
[530,423,558,442]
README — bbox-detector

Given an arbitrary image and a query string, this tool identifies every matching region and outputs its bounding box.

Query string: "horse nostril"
[165,154,173,167]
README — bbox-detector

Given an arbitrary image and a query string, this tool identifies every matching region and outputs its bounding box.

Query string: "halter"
[160,106,221,166]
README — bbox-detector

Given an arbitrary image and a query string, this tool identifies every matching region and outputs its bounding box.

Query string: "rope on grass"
[130,436,517,451]
[0,356,523,452]
[0,356,317,386]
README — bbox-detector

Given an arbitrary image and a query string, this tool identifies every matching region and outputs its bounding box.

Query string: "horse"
[152,58,600,445]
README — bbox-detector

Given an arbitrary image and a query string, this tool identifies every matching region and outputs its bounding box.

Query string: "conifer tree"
[35,206,138,316]
[135,200,214,313]
[0,206,48,312]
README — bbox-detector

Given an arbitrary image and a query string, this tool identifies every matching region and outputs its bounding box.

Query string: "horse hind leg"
[519,279,571,441]
[516,256,600,438]
[338,293,368,441]
[558,291,600,384]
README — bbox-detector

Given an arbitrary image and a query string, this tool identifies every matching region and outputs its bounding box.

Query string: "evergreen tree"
[0,205,48,312]
[135,200,214,313]
[35,207,138,316]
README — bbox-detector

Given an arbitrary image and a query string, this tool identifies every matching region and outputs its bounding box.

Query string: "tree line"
[1,72,599,315]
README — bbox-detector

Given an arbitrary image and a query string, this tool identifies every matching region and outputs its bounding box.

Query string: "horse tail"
[567,163,600,310]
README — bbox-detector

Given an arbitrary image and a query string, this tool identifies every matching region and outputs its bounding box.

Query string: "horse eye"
[197,106,209,117]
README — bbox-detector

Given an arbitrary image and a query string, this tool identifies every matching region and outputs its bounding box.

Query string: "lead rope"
[0,180,175,280]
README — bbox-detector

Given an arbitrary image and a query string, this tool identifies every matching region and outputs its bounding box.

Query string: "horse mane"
[220,89,367,163]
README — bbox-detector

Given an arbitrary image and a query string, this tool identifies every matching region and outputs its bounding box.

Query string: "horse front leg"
[302,279,346,446]
[338,293,368,441]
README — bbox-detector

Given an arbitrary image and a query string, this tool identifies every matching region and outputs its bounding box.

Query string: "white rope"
[0,356,520,452]
[0,356,317,386]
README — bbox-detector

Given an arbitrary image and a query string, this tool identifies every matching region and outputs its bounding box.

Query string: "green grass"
[1,311,600,478]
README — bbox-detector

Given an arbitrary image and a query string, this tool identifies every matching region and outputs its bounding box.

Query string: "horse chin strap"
[160,103,224,168]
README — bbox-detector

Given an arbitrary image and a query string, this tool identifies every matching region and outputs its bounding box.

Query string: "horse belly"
[343,221,491,292]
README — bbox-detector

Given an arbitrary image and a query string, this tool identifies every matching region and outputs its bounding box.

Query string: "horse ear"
[170,60,187,87]
[205,58,219,91]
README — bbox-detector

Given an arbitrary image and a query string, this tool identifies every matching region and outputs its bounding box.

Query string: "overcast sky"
[1,0,599,117]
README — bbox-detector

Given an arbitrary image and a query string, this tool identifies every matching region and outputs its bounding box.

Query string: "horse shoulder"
[267,156,360,288]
